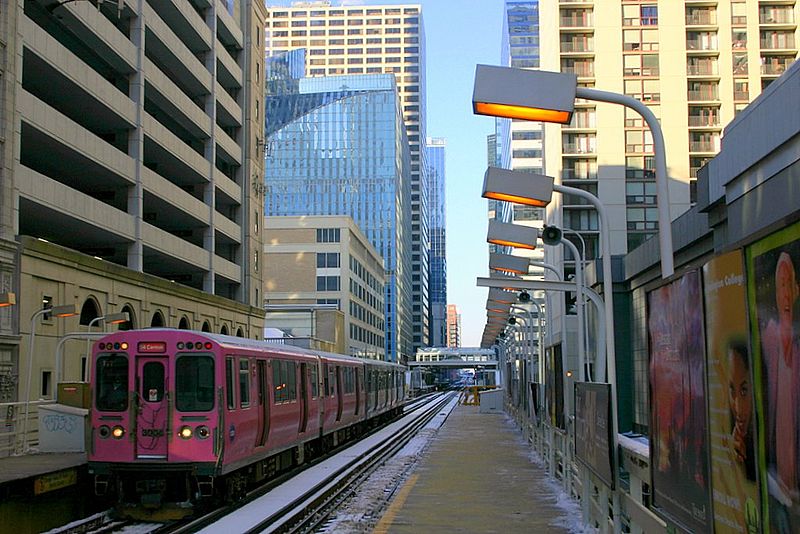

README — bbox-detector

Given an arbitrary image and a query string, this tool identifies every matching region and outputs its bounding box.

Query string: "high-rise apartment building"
[0,1,267,420]
[538,0,798,260]
[446,304,462,348]
[264,74,413,362]
[264,215,386,358]
[265,1,430,354]
[426,137,447,347]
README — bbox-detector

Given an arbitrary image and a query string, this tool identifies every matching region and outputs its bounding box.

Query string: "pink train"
[87,329,405,518]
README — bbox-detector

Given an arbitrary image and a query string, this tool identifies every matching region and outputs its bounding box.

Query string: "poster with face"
[648,270,711,533]
[703,249,760,533]
[746,220,800,533]
[574,382,613,488]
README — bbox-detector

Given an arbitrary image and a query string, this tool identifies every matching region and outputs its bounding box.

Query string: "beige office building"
[538,0,798,259]
[264,216,386,359]
[0,0,267,451]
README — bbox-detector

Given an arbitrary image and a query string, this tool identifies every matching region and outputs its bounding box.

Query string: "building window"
[316,228,341,243]
[317,252,341,268]
[317,276,341,291]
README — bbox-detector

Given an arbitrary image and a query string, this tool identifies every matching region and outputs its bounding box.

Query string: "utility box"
[479,387,504,413]
[57,382,91,409]
[38,404,88,453]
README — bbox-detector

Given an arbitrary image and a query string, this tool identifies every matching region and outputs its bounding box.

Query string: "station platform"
[374,403,579,533]
[0,451,86,494]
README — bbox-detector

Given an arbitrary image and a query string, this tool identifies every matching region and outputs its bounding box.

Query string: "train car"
[87,329,405,518]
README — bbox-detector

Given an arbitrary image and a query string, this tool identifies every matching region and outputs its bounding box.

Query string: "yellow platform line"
[372,473,420,533]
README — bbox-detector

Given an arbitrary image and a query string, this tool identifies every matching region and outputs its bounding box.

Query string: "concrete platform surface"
[0,452,86,485]
[375,404,577,533]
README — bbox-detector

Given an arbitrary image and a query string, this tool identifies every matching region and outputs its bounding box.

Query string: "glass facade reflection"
[426,137,447,347]
[265,74,413,362]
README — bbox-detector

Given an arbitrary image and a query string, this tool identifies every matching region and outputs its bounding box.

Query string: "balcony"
[687,90,720,101]
[562,169,597,180]
[562,143,596,154]
[560,16,593,28]
[761,57,794,75]
[760,36,797,50]
[759,12,796,24]
[686,39,718,52]
[689,141,718,152]
[685,12,717,26]
[560,41,594,53]
[688,115,720,127]
[687,63,718,76]
[561,65,595,77]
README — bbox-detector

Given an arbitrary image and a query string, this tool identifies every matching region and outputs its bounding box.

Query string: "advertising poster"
[648,270,711,532]
[574,382,613,488]
[746,220,800,533]
[703,250,760,533]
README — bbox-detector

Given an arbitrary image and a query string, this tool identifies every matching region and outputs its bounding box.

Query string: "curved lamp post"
[473,63,674,278]
[22,304,77,453]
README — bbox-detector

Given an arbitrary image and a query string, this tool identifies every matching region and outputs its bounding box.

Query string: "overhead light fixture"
[51,304,77,318]
[0,292,16,307]
[488,288,516,305]
[482,167,554,208]
[472,64,576,124]
[489,252,530,275]
[487,220,538,250]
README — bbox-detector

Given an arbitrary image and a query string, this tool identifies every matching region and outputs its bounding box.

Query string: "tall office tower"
[265,1,430,354]
[499,1,548,281]
[264,74,413,362]
[426,138,447,347]
[446,304,462,348]
[0,1,267,417]
[537,0,799,260]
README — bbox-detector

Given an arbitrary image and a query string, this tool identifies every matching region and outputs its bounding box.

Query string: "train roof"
[103,328,405,369]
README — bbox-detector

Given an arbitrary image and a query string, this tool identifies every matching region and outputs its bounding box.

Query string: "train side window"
[323,364,329,397]
[310,364,319,398]
[273,359,285,404]
[239,359,250,408]
[226,357,235,409]
[287,361,297,401]
[329,367,336,397]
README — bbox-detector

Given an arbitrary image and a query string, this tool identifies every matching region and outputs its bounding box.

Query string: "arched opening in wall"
[179,317,190,330]
[220,324,229,335]
[236,327,244,338]
[201,321,211,332]
[151,311,165,327]
[79,298,101,327]
[119,305,136,331]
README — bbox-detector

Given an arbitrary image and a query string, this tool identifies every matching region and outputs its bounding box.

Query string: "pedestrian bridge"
[409,347,498,369]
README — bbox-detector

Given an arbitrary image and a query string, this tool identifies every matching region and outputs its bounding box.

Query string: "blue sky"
[343,0,505,346]
[417,0,504,346]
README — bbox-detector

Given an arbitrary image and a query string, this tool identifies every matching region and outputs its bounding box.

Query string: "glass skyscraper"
[265,3,430,353]
[426,137,446,347]
[264,74,413,362]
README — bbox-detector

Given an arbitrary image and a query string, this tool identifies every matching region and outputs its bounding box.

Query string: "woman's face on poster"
[775,255,797,316]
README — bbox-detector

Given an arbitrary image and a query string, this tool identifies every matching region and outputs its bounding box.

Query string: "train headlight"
[98,425,111,439]
[196,425,210,439]
[111,426,125,439]
[179,426,193,440]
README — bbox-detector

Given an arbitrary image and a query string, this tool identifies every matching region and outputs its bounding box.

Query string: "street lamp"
[487,220,539,250]
[473,64,674,279]
[22,303,77,453]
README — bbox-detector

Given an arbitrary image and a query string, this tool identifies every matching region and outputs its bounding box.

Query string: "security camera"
[518,290,531,303]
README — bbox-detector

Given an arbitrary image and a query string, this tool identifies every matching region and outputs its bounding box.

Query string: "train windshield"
[96,354,129,411]
[175,354,215,412]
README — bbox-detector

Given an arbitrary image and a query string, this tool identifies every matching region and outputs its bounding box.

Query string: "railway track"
[188,391,456,534]
[48,393,447,534]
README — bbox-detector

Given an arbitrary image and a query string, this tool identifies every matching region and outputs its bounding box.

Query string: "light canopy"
[472,64,577,125]
[487,220,538,250]
[482,167,554,208]
[489,252,531,275]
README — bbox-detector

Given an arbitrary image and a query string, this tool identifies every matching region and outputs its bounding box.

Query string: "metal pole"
[575,87,674,279]
[560,238,586,382]
[21,308,51,453]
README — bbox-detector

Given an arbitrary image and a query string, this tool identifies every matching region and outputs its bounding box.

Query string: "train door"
[256,359,269,446]
[299,362,308,433]
[135,357,169,459]
[334,366,343,422]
